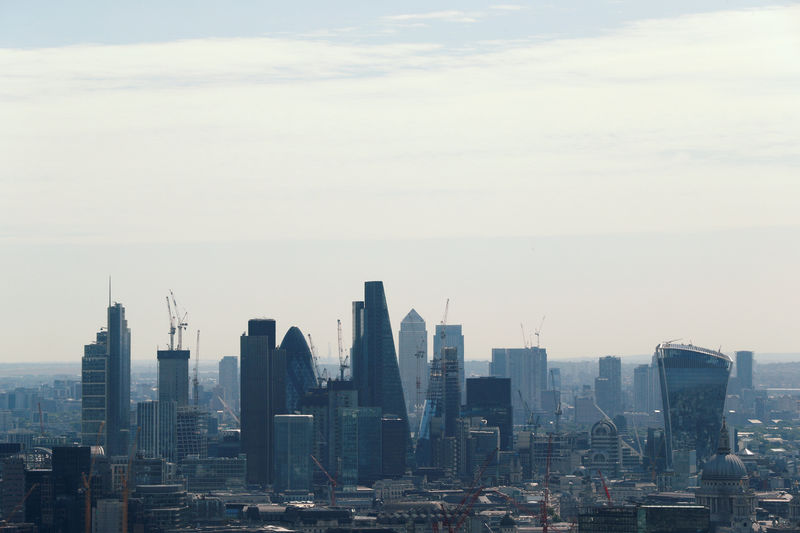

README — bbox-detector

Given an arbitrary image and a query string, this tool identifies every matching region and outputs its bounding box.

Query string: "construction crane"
[446,447,498,532]
[551,369,562,434]
[310,454,336,506]
[307,334,328,387]
[169,290,188,349]
[597,470,612,503]
[518,390,537,431]
[336,319,349,380]
[534,315,546,349]
[6,482,38,523]
[414,335,426,412]
[216,394,240,426]
[521,323,530,349]
[193,330,200,407]
[166,296,176,350]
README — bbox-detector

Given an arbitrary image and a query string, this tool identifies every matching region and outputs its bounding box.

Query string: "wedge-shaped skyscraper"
[655,342,731,469]
[352,281,409,444]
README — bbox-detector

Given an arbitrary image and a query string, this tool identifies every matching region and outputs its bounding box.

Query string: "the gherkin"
[280,326,317,413]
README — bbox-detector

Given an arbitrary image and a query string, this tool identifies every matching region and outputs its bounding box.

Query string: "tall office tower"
[157,349,190,406]
[81,301,131,456]
[736,351,754,390]
[137,401,177,461]
[597,356,622,417]
[106,302,131,456]
[273,414,313,492]
[338,406,382,486]
[398,309,428,416]
[82,329,108,447]
[633,364,650,412]
[464,377,513,450]
[433,324,465,403]
[218,356,239,414]
[279,327,317,413]
[240,318,287,485]
[655,342,731,469]
[491,347,548,424]
[351,281,409,441]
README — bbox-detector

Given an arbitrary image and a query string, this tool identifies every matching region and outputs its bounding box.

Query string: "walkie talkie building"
[655,343,731,469]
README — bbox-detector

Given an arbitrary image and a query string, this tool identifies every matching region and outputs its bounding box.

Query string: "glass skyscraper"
[81,301,130,456]
[240,318,287,485]
[279,327,317,413]
[273,414,313,492]
[655,342,731,469]
[398,309,427,417]
[433,324,465,403]
[351,281,409,443]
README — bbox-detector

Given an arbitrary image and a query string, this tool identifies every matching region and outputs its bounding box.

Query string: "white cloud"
[0,6,798,245]
[383,10,483,24]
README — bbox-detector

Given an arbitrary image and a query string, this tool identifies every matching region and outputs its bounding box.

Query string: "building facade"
[240,319,287,485]
[655,343,731,469]
[398,309,427,417]
[351,281,409,445]
[273,414,313,492]
[596,356,622,417]
[279,327,317,414]
[218,355,239,415]
[491,347,547,424]
[157,349,190,406]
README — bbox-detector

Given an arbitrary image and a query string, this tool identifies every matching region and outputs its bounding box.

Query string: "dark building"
[416,346,461,467]
[633,364,650,412]
[596,356,622,417]
[464,377,513,450]
[157,349,190,406]
[351,281,409,441]
[52,446,91,533]
[106,303,131,456]
[736,351,754,390]
[655,343,731,469]
[381,416,406,478]
[240,319,287,486]
[578,504,709,533]
[279,327,317,413]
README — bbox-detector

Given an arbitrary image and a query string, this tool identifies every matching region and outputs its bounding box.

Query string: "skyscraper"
[351,281,409,441]
[491,347,547,424]
[81,301,130,455]
[240,318,287,485]
[273,414,313,492]
[416,346,461,467]
[157,349,189,406]
[398,309,427,416]
[735,351,754,390]
[218,356,239,414]
[633,364,650,413]
[279,327,317,413]
[596,356,622,417]
[655,342,731,469]
[433,324,465,403]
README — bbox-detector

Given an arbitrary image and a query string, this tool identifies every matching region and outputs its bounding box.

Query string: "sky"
[1,1,799,363]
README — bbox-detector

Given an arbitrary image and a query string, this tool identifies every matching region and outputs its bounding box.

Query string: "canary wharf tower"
[656,342,731,469]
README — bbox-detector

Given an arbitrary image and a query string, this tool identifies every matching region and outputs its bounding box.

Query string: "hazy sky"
[1,1,799,363]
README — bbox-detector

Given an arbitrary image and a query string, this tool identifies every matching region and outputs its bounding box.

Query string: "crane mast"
[337,319,349,380]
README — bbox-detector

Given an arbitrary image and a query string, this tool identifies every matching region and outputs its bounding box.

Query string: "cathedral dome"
[701,419,748,482]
